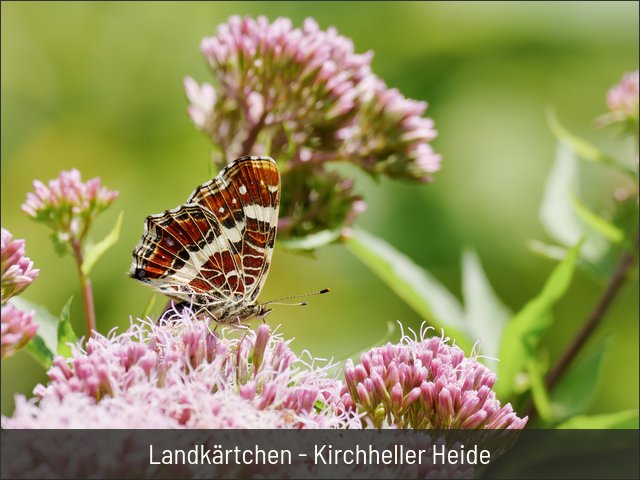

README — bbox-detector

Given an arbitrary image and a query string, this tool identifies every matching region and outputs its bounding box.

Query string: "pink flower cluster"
[597,70,639,132]
[1,228,39,303]
[22,169,118,245]
[607,70,639,119]
[4,308,527,430]
[337,325,528,429]
[186,16,441,239]
[1,303,38,359]
[1,228,39,359]
[4,308,352,428]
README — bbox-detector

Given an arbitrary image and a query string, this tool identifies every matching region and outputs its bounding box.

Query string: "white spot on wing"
[239,185,247,195]
[219,207,224,213]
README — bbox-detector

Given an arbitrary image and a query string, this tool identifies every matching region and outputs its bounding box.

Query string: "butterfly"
[130,156,281,323]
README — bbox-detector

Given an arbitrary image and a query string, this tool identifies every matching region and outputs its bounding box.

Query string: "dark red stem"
[71,239,97,337]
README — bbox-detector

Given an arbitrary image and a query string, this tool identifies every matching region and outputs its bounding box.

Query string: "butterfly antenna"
[264,288,330,307]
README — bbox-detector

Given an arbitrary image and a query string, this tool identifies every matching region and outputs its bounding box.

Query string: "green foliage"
[495,242,581,399]
[539,145,608,261]
[346,228,470,351]
[461,249,511,369]
[557,410,639,429]
[550,340,611,423]
[25,335,54,368]
[10,297,77,363]
[527,357,553,423]
[537,112,639,284]
[546,109,637,179]
[56,297,77,358]
[81,211,124,276]
[570,194,624,245]
[537,144,630,282]
[11,297,58,355]
[279,229,342,252]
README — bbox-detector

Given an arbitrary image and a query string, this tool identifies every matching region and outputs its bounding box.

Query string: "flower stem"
[71,239,97,337]
[546,234,638,391]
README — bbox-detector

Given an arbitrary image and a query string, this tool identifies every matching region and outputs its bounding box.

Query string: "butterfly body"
[130,156,280,323]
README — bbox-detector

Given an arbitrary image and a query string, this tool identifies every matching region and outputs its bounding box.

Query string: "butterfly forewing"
[187,157,280,301]
[130,156,280,319]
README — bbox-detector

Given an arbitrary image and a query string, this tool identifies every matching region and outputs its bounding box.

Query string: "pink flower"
[597,70,639,131]
[22,169,118,245]
[1,302,38,359]
[1,228,39,303]
[5,308,354,428]
[337,324,528,429]
[191,16,375,164]
[607,70,639,119]
[347,81,441,181]
[187,16,441,240]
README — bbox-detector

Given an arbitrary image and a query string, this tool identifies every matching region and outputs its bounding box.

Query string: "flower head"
[1,302,38,359]
[337,324,528,429]
[6,308,352,428]
[187,16,441,241]
[22,169,118,253]
[607,71,639,118]
[1,228,39,304]
[597,70,639,132]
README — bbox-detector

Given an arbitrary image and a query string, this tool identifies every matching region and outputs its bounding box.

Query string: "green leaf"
[539,144,583,247]
[570,194,624,244]
[345,228,470,350]
[557,410,639,429]
[539,144,609,262]
[495,242,581,399]
[81,211,123,276]
[528,240,620,284]
[547,108,637,178]
[279,229,342,251]
[528,240,569,262]
[57,297,77,357]
[461,249,511,368]
[25,335,54,368]
[10,297,58,354]
[550,340,611,423]
[527,358,553,423]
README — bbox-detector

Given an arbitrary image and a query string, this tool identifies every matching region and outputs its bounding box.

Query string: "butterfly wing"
[187,156,280,302]
[130,156,280,309]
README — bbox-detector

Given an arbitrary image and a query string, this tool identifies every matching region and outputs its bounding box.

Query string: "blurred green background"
[1,2,638,416]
